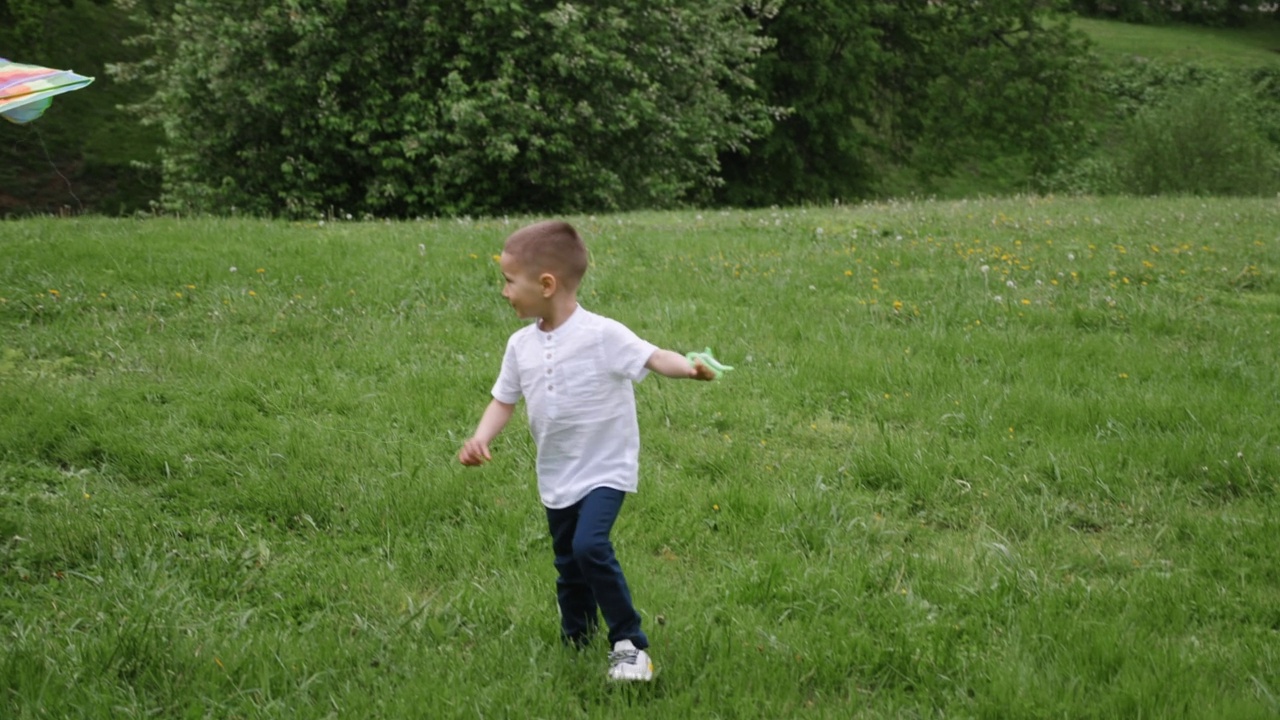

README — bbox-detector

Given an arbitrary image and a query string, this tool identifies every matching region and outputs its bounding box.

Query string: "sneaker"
[607,639,654,682]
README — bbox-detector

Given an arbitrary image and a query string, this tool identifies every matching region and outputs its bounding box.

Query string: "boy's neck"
[538,295,579,332]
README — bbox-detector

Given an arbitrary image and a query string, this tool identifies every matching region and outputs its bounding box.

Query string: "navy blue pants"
[545,487,648,650]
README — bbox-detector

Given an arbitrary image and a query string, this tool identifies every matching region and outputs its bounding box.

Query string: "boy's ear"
[539,272,557,297]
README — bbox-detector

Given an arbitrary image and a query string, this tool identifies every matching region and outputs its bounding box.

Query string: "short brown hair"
[502,220,589,290]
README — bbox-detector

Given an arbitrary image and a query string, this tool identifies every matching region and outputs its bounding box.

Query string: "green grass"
[1074,16,1280,68]
[2,198,1279,717]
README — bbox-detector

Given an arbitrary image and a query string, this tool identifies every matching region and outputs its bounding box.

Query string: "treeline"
[1070,0,1279,25]
[2,0,1279,217]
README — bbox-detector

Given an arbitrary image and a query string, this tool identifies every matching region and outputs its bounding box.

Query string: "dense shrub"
[118,0,775,217]
[717,1,1097,206]
[1114,84,1280,195]
[1048,61,1280,196]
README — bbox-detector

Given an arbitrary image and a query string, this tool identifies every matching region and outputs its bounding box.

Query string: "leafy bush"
[117,0,774,217]
[1049,60,1280,196]
[1114,84,1280,195]
[717,1,1097,206]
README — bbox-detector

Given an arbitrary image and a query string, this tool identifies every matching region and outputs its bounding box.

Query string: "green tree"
[1070,0,1275,26]
[0,0,113,53]
[118,0,776,217]
[719,0,1096,206]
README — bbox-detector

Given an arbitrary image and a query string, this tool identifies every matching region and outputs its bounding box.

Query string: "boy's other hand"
[691,358,717,381]
[458,438,492,466]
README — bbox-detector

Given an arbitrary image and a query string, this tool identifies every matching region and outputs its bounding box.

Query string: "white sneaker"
[607,640,654,681]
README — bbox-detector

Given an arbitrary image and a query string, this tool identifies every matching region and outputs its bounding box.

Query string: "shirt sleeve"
[601,318,659,382]
[491,336,523,404]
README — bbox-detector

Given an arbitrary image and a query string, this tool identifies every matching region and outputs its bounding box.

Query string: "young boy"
[458,220,715,682]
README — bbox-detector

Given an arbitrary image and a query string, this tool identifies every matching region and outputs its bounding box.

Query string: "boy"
[458,220,715,682]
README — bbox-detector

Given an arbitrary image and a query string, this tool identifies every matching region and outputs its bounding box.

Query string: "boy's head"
[499,221,589,319]
[501,220,589,291]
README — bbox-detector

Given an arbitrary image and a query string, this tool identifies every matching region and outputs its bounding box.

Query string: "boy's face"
[500,252,547,319]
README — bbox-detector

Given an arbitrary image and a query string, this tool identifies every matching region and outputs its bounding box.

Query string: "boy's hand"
[691,358,717,381]
[458,438,492,466]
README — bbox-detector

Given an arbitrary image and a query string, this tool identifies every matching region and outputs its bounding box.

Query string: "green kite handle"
[686,347,734,380]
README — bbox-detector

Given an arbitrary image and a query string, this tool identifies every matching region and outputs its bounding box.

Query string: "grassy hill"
[1073,16,1280,68]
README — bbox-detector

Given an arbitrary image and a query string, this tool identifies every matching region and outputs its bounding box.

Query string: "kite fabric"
[0,58,94,125]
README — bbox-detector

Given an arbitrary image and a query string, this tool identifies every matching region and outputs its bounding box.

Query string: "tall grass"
[2,198,1278,717]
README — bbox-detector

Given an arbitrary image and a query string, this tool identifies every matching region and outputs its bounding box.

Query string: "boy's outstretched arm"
[646,349,717,381]
[459,399,515,466]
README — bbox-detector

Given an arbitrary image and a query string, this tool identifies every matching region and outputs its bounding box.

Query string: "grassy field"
[1074,16,1280,68]
[2,198,1278,718]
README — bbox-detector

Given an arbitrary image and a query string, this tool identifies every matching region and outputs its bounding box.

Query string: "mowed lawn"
[2,197,1278,718]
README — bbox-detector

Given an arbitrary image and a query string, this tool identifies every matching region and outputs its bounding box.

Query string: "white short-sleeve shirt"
[492,307,658,509]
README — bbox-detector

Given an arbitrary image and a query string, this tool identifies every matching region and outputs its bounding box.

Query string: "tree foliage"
[0,0,109,53]
[1069,0,1277,26]
[117,0,775,217]
[719,0,1098,206]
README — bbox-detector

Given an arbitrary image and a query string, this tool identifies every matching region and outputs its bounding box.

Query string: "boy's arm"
[458,399,516,466]
[645,349,716,381]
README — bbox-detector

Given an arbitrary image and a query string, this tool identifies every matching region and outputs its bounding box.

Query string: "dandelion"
[491,254,501,262]
[1021,299,1031,306]
[892,300,904,312]
[844,270,853,277]
[712,504,720,512]
[1118,373,1129,379]
[993,295,1003,303]
[48,289,60,297]
[230,266,237,273]
[186,284,196,290]
[248,290,257,297]
[1006,280,1017,289]
[469,253,478,259]
[175,292,183,299]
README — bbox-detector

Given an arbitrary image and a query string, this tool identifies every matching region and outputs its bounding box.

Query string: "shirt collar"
[538,304,584,338]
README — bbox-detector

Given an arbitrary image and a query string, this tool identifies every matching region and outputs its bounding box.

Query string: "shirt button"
[548,385,554,392]
[546,368,552,375]
[545,353,552,359]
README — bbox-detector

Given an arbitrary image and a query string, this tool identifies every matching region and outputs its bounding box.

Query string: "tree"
[718,0,1097,205]
[1069,0,1277,26]
[117,0,777,217]
[1,0,108,53]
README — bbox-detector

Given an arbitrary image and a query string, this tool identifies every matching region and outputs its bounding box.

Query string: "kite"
[686,347,734,380]
[0,57,94,125]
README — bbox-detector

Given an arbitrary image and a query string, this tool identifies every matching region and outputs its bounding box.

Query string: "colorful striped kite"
[0,58,94,125]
